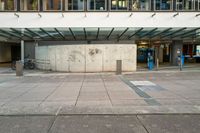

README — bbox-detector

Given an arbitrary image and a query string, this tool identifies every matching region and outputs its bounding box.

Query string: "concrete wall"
[25,42,35,59]
[35,44,137,72]
[0,43,11,63]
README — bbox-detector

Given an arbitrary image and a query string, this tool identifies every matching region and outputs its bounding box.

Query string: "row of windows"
[0,0,200,11]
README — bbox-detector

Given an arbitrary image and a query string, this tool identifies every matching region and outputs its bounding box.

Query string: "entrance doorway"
[136,40,171,70]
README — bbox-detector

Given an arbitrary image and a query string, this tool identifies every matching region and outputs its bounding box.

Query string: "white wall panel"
[35,44,137,72]
[0,13,199,28]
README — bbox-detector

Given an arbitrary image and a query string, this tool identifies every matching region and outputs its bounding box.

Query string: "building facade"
[0,0,200,72]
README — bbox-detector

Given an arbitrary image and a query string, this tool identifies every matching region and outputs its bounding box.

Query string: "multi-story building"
[0,0,200,72]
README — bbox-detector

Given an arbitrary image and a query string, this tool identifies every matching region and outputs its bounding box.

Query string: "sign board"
[196,45,200,56]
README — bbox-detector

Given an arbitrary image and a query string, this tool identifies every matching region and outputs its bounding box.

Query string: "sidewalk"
[1,69,200,132]
[0,70,200,115]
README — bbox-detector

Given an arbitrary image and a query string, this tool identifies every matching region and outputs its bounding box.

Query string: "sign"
[196,45,200,56]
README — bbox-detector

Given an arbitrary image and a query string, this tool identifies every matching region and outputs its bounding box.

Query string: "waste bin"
[16,61,23,76]
[116,60,122,75]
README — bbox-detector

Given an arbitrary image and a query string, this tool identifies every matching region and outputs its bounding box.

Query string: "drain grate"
[120,76,161,106]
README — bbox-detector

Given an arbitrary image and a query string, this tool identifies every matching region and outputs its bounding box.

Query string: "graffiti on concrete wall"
[88,48,102,57]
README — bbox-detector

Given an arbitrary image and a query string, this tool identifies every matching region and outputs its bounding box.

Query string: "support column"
[171,40,183,65]
[21,40,24,63]
[159,46,164,63]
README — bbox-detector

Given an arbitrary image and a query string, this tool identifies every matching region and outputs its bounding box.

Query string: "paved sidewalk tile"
[138,115,200,133]
[49,115,147,133]
[0,116,54,133]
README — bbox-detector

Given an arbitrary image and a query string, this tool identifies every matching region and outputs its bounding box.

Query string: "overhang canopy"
[0,27,200,42]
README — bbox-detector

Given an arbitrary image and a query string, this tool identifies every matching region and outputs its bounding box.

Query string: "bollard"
[156,58,159,71]
[116,60,122,75]
[16,61,23,76]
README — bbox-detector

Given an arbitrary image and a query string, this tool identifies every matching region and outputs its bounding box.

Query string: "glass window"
[0,0,16,11]
[194,0,198,10]
[176,0,195,10]
[87,0,106,10]
[155,0,172,10]
[65,0,84,10]
[20,0,39,11]
[111,0,129,10]
[43,0,62,11]
[130,0,150,11]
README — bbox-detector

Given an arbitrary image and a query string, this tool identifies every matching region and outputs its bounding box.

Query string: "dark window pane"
[21,0,39,11]
[44,0,62,10]
[0,0,16,11]
[66,0,84,10]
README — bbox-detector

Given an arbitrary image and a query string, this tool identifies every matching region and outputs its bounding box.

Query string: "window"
[199,0,200,10]
[20,0,39,11]
[130,0,151,11]
[155,0,172,10]
[0,0,16,11]
[43,0,62,11]
[87,0,106,10]
[176,0,195,10]
[65,0,84,11]
[111,0,129,10]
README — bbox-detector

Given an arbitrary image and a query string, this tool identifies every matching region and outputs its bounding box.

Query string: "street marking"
[130,81,156,86]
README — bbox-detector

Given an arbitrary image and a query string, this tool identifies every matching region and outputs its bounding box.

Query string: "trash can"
[16,61,23,76]
[116,60,122,75]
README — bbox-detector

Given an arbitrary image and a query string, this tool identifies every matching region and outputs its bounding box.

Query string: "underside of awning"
[0,27,200,42]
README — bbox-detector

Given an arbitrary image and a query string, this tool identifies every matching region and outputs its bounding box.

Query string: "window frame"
[65,0,85,11]
[87,0,107,11]
[20,0,40,11]
[110,0,130,11]
[176,0,195,11]
[154,0,173,11]
[43,0,63,11]
[130,0,151,11]
[0,0,17,11]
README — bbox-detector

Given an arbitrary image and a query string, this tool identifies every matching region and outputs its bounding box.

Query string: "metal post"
[177,48,183,71]
[180,50,183,71]
[156,58,159,71]
[21,40,24,63]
